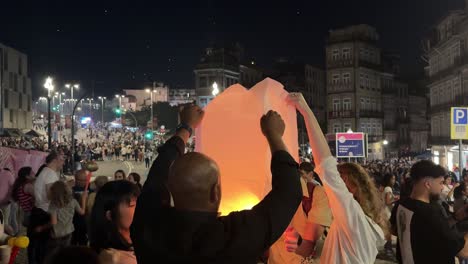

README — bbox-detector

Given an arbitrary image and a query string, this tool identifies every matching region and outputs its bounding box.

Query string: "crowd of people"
[0,125,160,175]
[0,93,467,264]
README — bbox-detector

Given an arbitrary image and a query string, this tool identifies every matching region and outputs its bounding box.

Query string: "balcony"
[429,54,468,83]
[358,59,382,71]
[359,110,384,118]
[327,83,354,94]
[328,110,355,119]
[429,96,467,115]
[327,59,355,69]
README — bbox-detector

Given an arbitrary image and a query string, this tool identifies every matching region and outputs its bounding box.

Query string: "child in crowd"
[47,181,88,254]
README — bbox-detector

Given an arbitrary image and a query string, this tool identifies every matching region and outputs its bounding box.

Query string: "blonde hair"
[50,181,73,208]
[337,163,389,235]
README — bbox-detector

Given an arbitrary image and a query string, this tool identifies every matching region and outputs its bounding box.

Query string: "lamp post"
[44,77,54,147]
[98,96,106,124]
[115,94,125,126]
[145,88,157,130]
[383,139,389,159]
[71,94,87,174]
[65,84,79,115]
[86,98,93,116]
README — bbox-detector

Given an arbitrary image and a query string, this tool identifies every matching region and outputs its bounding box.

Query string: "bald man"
[132,106,302,264]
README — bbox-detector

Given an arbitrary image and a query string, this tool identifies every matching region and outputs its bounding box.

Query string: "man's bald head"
[168,152,221,212]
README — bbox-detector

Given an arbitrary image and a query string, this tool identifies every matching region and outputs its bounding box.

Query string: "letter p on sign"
[454,108,468,125]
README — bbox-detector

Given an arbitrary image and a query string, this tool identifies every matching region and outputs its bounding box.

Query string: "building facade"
[168,89,196,106]
[194,44,242,107]
[426,4,468,168]
[0,43,32,130]
[326,25,384,160]
[123,83,169,110]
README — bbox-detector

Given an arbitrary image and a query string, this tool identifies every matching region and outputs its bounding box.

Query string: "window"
[360,122,367,133]
[27,96,31,111]
[342,48,351,60]
[199,76,207,88]
[4,90,8,108]
[343,123,352,132]
[14,74,18,91]
[23,77,27,93]
[366,98,370,110]
[342,73,351,84]
[332,74,340,85]
[19,94,22,109]
[9,110,13,123]
[365,75,370,89]
[371,98,376,111]
[333,99,341,112]
[369,50,375,62]
[332,49,340,61]
[343,98,351,111]
[360,74,365,89]
[9,72,13,89]
[333,124,341,133]
[360,98,366,110]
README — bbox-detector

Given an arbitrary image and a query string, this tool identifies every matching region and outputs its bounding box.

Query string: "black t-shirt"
[390,198,465,264]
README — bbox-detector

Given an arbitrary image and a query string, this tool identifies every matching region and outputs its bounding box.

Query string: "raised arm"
[220,111,302,255]
[142,105,204,206]
[287,93,363,228]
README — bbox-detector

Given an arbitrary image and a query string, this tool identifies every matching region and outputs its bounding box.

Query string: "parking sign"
[451,107,468,139]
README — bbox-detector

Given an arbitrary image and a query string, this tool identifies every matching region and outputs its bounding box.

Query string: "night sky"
[0,0,464,99]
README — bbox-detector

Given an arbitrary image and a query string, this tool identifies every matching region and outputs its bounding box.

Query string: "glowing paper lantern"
[195,78,299,215]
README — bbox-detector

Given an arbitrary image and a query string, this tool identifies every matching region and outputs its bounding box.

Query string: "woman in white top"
[441,175,457,202]
[285,93,386,264]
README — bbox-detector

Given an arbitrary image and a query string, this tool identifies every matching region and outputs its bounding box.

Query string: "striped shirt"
[17,184,34,212]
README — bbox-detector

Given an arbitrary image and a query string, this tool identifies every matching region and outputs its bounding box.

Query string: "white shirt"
[315,157,385,264]
[34,167,59,211]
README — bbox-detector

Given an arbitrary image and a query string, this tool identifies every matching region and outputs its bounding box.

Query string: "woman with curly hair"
[284,93,386,263]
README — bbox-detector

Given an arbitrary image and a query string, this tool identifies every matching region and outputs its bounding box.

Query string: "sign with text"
[336,132,366,158]
[451,107,468,140]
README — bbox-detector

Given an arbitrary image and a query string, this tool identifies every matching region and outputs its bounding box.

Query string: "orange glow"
[195,78,299,215]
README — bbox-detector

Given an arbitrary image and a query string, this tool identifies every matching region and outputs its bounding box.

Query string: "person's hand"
[284,227,300,253]
[455,182,461,188]
[260,110,285,140]
[180,105,205,129]
[286,92,310,115]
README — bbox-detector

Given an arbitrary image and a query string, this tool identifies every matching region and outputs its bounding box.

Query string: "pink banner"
[0,147,48,178]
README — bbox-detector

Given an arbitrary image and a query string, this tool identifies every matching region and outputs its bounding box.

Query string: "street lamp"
[98,96,106,124]
[212,82,219,96]
[383,140,389,145]
[44,77,54,146]
[145,88,157,131]
[65,83,79,115]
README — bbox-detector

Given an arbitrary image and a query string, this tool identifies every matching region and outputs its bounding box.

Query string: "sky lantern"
[195,78,299,215]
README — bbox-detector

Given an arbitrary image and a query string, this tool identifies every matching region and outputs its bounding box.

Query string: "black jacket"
[131,136,302,264]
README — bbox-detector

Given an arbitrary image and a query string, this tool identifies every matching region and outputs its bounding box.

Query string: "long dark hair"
[89,180,140,252]
[12,167,32,201]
